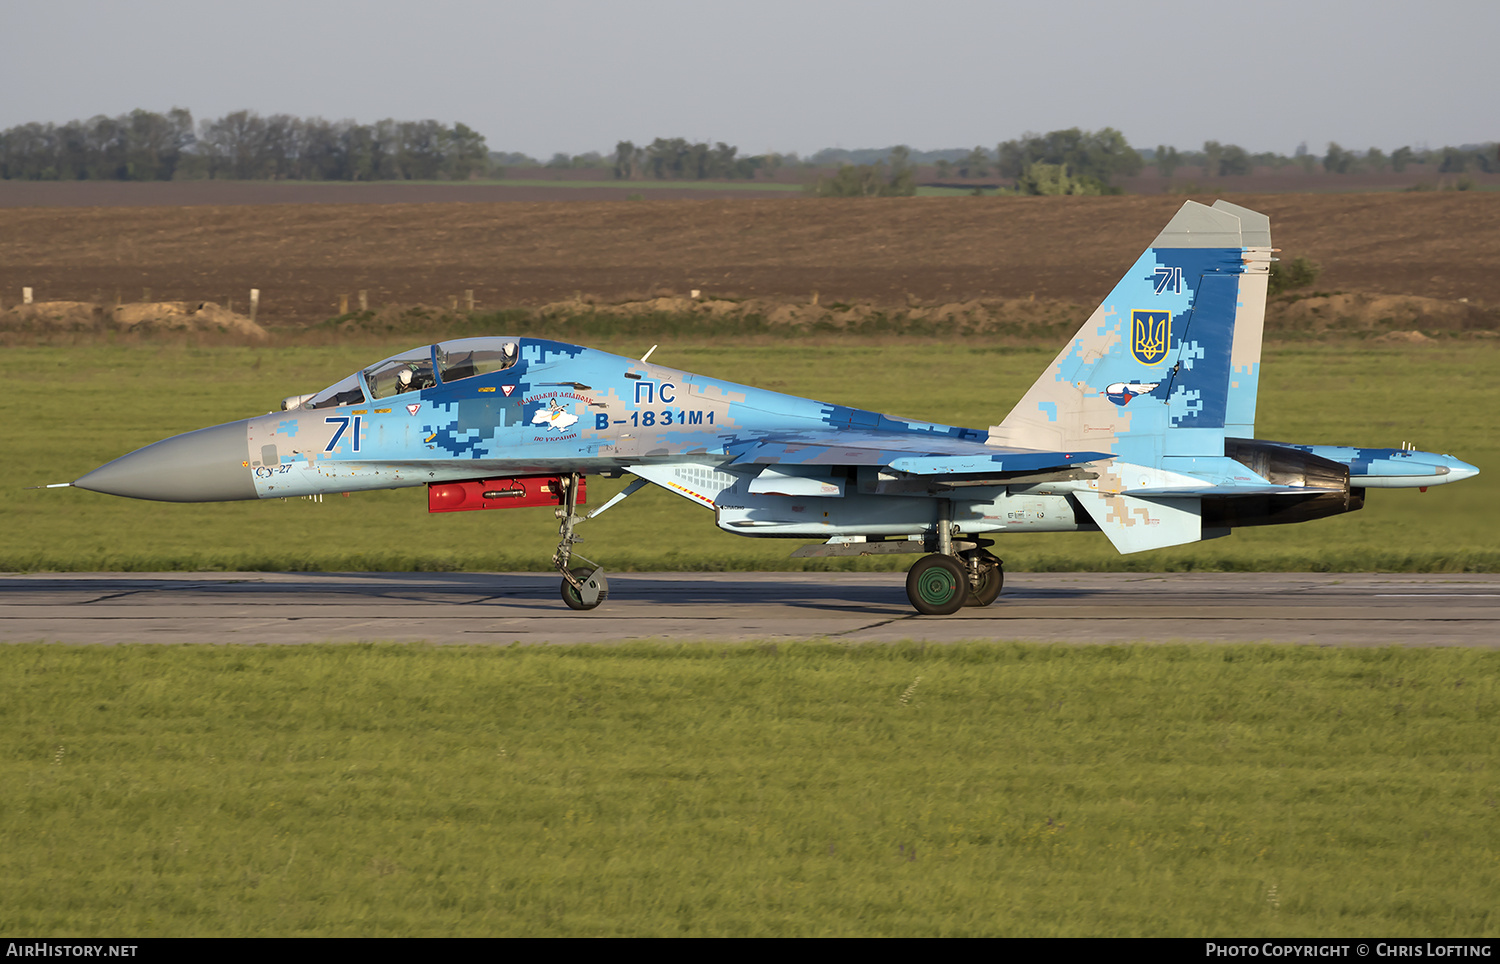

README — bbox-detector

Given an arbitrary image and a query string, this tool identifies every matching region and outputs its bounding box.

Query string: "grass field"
[3,642,1495,937]
[6,339,1496,937]
[2,339,1494,574]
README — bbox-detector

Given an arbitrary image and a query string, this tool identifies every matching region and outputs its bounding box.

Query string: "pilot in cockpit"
[396,364,436,395]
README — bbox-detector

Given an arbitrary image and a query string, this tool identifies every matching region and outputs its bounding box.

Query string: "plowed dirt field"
[0,189,1495,326]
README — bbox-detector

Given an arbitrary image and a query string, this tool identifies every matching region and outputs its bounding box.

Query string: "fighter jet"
[66,200,1479,614]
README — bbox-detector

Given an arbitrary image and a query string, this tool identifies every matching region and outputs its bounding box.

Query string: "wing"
[723,430,1110,478]
[625,428,1109,507]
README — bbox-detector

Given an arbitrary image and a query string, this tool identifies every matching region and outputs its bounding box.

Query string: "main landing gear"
[902,501,1003,615]
[905,547,1004,615]
[552,473,609,610]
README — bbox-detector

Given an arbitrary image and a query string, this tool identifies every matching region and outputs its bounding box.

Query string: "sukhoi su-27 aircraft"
[65,201,1479,614]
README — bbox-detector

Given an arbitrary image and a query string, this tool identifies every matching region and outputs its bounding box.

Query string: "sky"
[1,0,1493,159]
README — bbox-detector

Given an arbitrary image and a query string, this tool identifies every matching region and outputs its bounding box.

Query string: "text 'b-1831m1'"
[64,201,1479,614]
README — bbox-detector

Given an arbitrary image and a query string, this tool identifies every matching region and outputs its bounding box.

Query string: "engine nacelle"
[1225,438,1350,491]
[427,476,586,513]
[1208,439,1362,529]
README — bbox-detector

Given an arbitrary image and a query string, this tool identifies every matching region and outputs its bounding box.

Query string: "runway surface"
[2,571,1498,646]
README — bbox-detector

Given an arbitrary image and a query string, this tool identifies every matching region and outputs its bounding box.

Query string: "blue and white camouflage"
[70,200,1480,614]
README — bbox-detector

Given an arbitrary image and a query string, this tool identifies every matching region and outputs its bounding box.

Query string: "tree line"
[0,108,491,181]
[862,129,1145,196]
[4,109,1493,188]
[804,132,1143,197]
[546,132,1500,191]
[608,139,779,180]
[1153,140,1497,177]
[827,130,1498,197]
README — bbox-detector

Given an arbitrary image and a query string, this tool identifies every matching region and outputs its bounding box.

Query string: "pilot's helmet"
[503,342,517,358]
[397,368,413,389]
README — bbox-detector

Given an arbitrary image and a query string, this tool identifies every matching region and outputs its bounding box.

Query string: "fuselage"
[74,336,985,503]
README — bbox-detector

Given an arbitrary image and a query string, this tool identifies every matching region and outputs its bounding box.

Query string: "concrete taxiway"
[2,572,1498,646]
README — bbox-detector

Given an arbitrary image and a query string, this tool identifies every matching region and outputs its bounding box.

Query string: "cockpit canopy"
[283,338,521,411]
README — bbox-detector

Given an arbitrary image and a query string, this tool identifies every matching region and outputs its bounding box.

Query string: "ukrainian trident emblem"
[1131,309,1171,365]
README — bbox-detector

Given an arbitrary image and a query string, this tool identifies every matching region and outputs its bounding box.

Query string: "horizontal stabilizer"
[1074,492,1202,553]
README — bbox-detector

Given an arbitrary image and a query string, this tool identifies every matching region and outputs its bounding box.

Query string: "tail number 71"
[324,415,363,452]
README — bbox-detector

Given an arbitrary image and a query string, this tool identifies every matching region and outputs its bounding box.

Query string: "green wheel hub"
[905,554,970,615]
[916,567,960,605]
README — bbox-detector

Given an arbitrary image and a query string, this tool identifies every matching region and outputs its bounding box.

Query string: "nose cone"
[74,420,257,502]
[1403,452,1482,485]
[1443,457,1481,484]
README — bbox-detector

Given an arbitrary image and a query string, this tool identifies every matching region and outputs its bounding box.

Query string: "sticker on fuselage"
[531,399,579,431]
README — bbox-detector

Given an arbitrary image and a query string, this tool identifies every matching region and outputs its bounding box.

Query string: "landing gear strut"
[902,501,1003,615]
[961,548,1004,608]
[552,473,608,610]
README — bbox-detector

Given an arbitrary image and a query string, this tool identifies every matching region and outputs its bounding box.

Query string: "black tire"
[962,551,1004,608]
[561,568,607,611]
[905,554,970,616]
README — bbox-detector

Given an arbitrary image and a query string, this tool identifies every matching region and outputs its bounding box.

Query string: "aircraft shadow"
[0,572,1102,617]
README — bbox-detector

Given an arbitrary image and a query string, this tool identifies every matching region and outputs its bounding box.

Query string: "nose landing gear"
[561,566,609,610]
[552,473,608,610]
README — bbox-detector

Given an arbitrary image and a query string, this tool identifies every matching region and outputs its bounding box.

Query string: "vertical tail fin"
[990,199,1271,464]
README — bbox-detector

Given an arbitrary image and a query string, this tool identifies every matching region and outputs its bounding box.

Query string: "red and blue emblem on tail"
[1105,382,1160,406]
